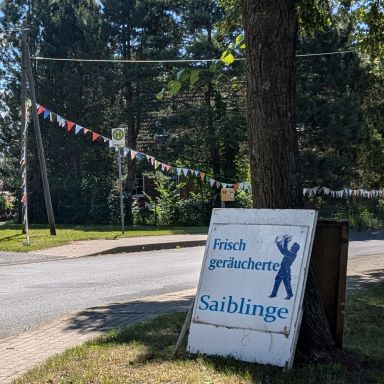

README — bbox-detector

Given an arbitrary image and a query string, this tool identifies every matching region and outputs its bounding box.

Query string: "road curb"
[94,240,207,256]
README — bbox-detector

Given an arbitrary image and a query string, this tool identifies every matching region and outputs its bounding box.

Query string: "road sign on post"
[187,208,317,368]
[112,128,125,147]
[111,128,126,234]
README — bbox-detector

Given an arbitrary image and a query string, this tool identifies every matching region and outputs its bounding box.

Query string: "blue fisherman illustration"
[269,235,300,300]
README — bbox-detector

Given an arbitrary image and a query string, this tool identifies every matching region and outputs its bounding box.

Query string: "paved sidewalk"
[29,234,208,258]
[0,288,195,384]
[347,254,384,288]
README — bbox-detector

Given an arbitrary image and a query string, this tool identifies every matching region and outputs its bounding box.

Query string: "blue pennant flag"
[43,110,50,119]
[75,125,83,134]
[136,152,145,160]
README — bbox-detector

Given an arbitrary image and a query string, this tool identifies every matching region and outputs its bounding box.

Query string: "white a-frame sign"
[187,208,317,368]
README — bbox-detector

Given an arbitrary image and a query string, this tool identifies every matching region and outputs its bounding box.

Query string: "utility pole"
[23,34,56,235]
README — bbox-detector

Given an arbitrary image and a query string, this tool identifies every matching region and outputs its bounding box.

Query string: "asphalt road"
[0,247,205,338]
[0,231,383,339]
[348,230,384,258]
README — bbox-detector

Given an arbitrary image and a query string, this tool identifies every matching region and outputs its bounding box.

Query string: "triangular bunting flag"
[177,168,182,176]
[136,153,144,160]
[200,172,206,181]
[130,150,137,160]
[92,132,101,141]
[210,179,215,187]
[165,164,172,172]
[75,124,83,134]
[37,106,45,115]
[66,121,75,132]
[154,160,160,169]
[123,148,130,156]
[102,137,109,143]
[216,181,221,188]
[43,110,50,119]
[182,168,189,177]
[146,154,151,162]
[83,128,90,134]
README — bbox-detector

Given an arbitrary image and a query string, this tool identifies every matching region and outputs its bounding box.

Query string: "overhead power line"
[296,50,354,57]
[31,57,237,64]
[30,50,354,64]
[0,28,29,33]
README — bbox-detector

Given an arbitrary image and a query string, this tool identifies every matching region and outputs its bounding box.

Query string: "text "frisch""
[213,238,246,251]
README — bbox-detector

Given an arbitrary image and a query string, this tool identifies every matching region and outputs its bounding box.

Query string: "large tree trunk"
[242,0,335,358]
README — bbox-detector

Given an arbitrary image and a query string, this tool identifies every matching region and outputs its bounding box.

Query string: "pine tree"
[101,0,183,223]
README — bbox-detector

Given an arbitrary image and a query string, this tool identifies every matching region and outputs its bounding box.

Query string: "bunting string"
[303,187,384,199]
[35,103,248,190]
[21,99,31,244]
[35,103,383,199]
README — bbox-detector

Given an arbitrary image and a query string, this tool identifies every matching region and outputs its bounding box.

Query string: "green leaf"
[190,69,199,86]
[235,34,243,45]
[209,63,217,72]
[221,52,235,65]
[176,68,190,82]
[156,88,166,100]
[168,80,182,96]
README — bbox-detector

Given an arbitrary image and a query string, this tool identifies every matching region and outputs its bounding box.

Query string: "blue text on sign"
[213,238,246,251]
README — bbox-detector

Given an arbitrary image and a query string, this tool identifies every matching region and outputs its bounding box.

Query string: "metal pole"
[24,42,56,235]
[118,147,125,234]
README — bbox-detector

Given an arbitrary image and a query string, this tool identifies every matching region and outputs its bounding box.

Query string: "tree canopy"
[0,0,383,226]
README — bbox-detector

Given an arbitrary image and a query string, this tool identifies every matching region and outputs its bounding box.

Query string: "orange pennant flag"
[92,132,101,142]
[37,106,45,115]
[66,121,75,132]
[200,172,206,181]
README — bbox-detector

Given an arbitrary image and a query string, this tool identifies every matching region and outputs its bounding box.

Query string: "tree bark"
[243,0,302,209]
[242,0,335,358]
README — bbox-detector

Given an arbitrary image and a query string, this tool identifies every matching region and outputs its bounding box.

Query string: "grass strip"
[15,285,384,384]
[0,224,208,252]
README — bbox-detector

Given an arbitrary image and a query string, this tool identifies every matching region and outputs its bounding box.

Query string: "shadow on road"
[347,269,384,289]
[349,230,384,241]
[64,295,194,334]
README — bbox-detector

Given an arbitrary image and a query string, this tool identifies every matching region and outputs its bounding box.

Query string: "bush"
[234,190,253,208]
[132,201,156,226]
[174,195,213,226]
[306,195,384,231]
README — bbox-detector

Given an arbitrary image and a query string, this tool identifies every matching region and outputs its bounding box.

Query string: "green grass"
[0,223,208,252]
[14,285,384,384]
